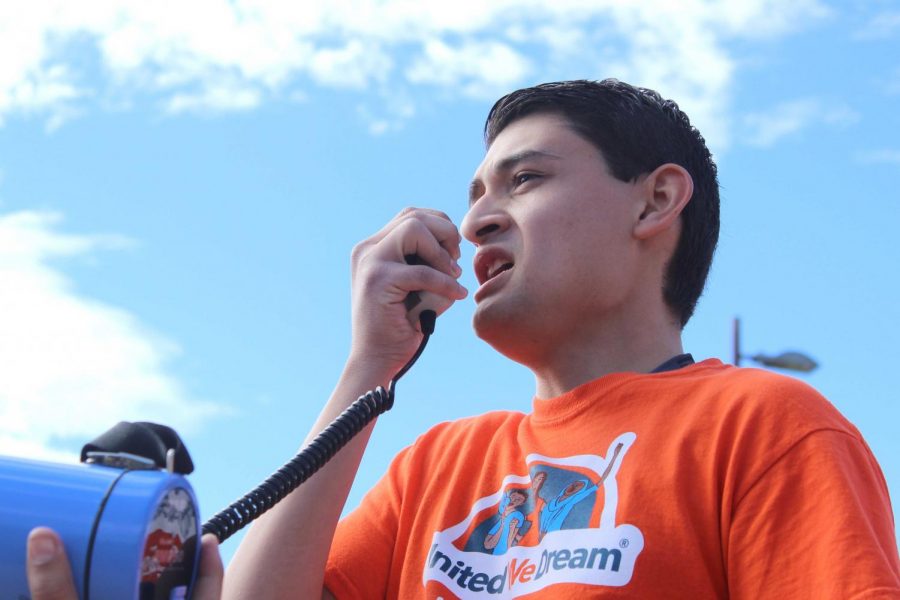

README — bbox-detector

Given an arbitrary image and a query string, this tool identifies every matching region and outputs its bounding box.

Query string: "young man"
[226,80,900,598]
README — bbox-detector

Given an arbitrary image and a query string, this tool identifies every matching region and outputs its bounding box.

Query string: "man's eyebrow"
[468,149,561,206]
[495,149,561,173]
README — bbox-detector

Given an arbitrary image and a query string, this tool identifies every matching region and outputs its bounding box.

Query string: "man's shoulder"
[682,360,861,441]
[681,358,820,398]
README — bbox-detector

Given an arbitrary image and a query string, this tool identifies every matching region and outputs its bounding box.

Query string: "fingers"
[357,208,463,279]
[387,262,467,304]
[26,527,77,600]
[397,208,462,262]
[193,534,224,600]
[370,207,462,259]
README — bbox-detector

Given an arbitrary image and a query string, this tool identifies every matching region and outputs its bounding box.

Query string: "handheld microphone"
[403,253,437,334]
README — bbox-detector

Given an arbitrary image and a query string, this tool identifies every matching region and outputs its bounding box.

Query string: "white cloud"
[742,98,859,147]
[165,81,262,114]
[309,40,393,89]
[406,39,531,99]
[0,210,224,461]
[0,0,832,146]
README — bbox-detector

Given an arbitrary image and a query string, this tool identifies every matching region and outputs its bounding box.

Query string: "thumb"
[192,534,224,599]
[26,527,78,600]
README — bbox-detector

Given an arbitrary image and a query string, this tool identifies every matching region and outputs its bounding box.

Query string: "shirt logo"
[422,433,643,598]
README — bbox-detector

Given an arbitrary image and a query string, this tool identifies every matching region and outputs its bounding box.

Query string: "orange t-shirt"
[324,359,900,598]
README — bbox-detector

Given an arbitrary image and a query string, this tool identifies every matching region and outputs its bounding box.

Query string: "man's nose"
[461,201,509,245]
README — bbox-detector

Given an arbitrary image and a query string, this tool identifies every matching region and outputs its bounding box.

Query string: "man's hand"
[26,527,224,600]
[349,207,468,375]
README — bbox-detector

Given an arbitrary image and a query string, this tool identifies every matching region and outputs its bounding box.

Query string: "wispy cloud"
[0,211,224,461]
[742,98,859,147]
[0,0,831,148]
[852,11,900,40]
[357,92,416,136]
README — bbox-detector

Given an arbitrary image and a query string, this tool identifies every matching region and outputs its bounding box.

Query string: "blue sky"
[0,0,898,562]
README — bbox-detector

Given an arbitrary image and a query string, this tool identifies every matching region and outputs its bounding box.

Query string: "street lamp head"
[750,351,819,373]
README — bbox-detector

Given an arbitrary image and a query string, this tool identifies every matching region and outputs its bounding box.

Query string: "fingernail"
[452,261,462,276]
[29,532,58,566]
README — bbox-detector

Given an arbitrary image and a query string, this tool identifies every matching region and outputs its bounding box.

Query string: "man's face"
[461,113,644,366]
[509,491,527,507]
[563,480,585,497]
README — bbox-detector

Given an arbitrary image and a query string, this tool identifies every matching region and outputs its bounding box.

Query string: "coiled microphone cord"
[202,309,437,543]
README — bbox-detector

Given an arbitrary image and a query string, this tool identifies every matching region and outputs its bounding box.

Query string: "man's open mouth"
[474,248,515,286]
[486,261,513,281]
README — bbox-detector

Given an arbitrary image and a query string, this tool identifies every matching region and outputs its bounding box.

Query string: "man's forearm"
[223,358,393,598]
[224,206,466,597]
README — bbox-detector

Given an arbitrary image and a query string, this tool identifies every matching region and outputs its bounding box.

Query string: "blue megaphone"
[0,422,200,599]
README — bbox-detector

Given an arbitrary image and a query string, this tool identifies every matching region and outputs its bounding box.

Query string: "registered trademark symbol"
[619,538,629,548]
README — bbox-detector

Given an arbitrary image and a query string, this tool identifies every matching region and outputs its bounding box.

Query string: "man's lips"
[473,264,512,302]
[473,247,515,287]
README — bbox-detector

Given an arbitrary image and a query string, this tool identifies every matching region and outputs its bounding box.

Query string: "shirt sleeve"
[727,428,900,599]
[323,445,410,598]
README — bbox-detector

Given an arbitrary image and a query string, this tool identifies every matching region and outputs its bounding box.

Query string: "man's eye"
[514,173,539,187]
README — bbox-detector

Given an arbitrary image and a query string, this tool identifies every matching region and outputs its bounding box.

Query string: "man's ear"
[633,163,693,240]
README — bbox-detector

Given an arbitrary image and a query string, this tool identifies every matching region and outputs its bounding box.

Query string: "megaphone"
[0,422,200,599]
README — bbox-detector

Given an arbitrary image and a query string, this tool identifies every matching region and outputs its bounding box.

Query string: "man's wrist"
[339,354,397,392]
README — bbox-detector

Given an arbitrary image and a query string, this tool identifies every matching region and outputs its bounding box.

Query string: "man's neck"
[530,314,685,400]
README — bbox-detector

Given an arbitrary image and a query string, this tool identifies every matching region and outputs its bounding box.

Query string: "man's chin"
[472,300,530,356]
[471,298,505,340]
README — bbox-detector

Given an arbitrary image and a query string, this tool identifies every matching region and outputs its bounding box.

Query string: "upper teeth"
[487,261,512,280]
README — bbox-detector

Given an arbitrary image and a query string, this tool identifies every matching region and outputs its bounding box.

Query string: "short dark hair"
[484,79,720,327]
[508,488,528,501]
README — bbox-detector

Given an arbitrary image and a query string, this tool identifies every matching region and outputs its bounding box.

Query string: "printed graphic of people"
[513,471,547,547]
[538,443,623,541]
[483,488,528,555]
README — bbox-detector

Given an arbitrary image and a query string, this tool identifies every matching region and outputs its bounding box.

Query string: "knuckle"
[397,217,429,239]
[425,269,452,291]
[363,261,391,285]
[29,577,67,598]
[353,258,388,292]
[350,241,372,270]
[441,247,455,264]
[350,241,367,262]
